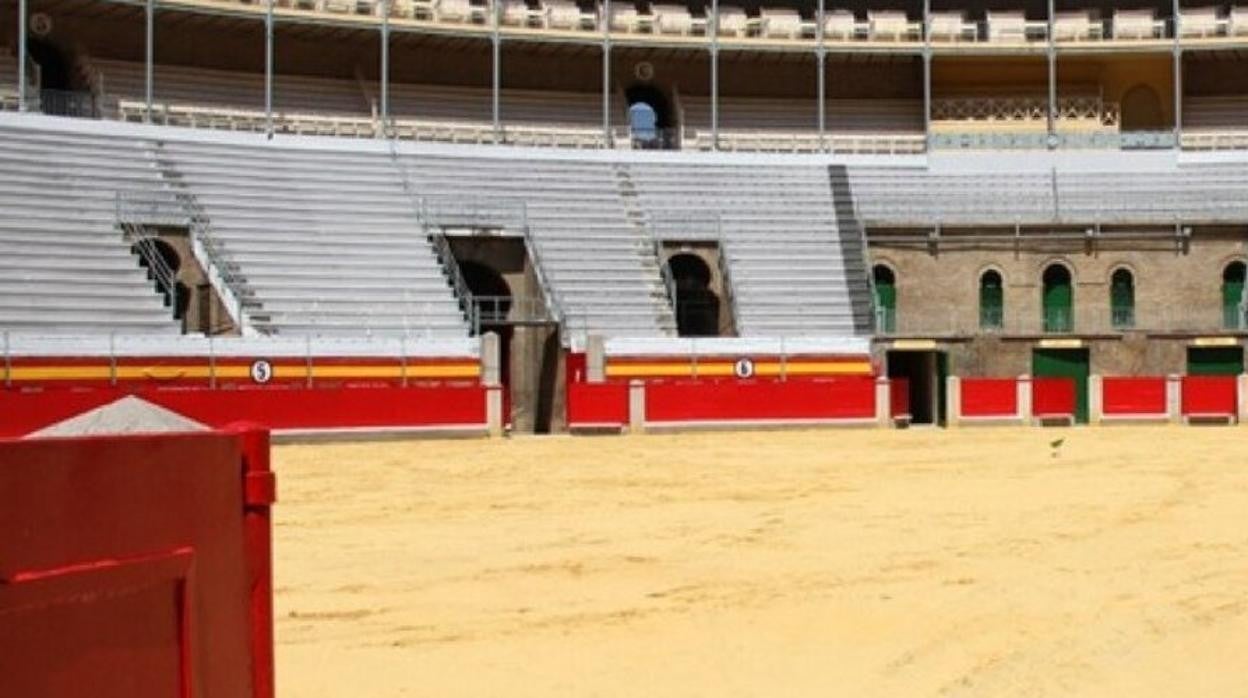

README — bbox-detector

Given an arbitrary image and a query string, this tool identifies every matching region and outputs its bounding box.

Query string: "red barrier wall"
[0,384,486,438]
[960,378,1018,418]
[1102,377,1168,416]
[1032,378,1076,417]
[644,377,876,423]
[0,428,275,698]
[1181,375,1238,417]
[566,382,629,428]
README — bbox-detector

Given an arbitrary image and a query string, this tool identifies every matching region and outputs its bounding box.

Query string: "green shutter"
[979,274,1003,329]
[1043,277,1073,333]
[1110,273,1134,329]
[874,275,896,333]
[1187,347,1244,376]
[1223,276,1244,330]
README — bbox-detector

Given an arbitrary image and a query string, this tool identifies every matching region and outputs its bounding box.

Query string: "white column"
[628,379,646,433]
[145,0,155,122]
[1089,374,1104,425]
[1166,373,1182,424]
[17,0,27,111]
[1017,374,1033,424]
[945,375,961,428]
[586,334,606,382]
[875,376,891,428]
[265,0,274,138]
[1237,374,1248,425]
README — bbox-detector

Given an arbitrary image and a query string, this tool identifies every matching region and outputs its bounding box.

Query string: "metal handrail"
[118,219,181,328]
[428,229,478,331]
[519,203,564,326]
[654,233,678,319]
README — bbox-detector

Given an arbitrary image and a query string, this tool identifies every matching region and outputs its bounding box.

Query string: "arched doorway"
[1110,268,1135,329]
[873,265,896,333]
[1120,84,1165,132]
[979,269,1004,330]
[1042,264,1073,333]
[665,253,719,336]
[1222,261,1245,329]
[625,84,674,149]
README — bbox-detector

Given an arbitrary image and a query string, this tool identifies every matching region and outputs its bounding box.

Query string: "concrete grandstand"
[2,0,1248,433]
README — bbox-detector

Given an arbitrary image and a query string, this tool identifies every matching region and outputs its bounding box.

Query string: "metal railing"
[428,231,477,329]
[714,218,742,336]
[1043,307,1075,333]
[979,306,1004,330]
[654,234,678,319]
[519,206,564,327]
[119,220,181,325]
[1111,305,1135,330]
[117,184,252,335]
[33,89,99,119]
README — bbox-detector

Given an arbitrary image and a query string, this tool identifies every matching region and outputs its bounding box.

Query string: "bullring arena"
[4,0,1248,693]
[273,428,1248,697]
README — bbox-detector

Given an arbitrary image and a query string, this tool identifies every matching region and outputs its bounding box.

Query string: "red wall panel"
[1032,378,1076,417]
[890,378,911,418]
[644,377,876,423]
[566,382,629,428]
[0,430,271,698]
[0,385,486,438]
[960,378,1018,417]
[1102,377,1167,415]
[1181,375,1238,416]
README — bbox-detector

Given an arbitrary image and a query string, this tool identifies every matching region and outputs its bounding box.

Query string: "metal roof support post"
[492,0,502,143]
[1046,0,1056,148]
[145,0,154,123]
[265,0,274,138]
[816,0,826,152]
[381,0,391,137]
[603,0,612,147]
[710,0,719,151]
[17,0,27,111]
[922,0,931,151]
[1172,0,1182,149]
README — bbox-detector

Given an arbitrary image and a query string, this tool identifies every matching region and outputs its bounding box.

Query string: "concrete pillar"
[486,385,505,437]
[586,334,606,383]
[481,332,501,387]
[628,380,646,434]
[1166,374,1183,424]
[945,375,961,428]
[1238,374,1248,425]
[875,376,891,428]
[1088,374,1103,425]
[1017,374,1033,425]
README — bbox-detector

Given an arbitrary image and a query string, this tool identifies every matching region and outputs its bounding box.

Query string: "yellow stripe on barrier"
[605,360,872,378]
[6,363,481,382]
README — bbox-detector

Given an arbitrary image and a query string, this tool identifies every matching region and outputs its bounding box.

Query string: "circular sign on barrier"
[250,359,274,385]
[733,358,756,379]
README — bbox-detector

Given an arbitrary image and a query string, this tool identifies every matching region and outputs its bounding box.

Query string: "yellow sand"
[273,427,1248,697]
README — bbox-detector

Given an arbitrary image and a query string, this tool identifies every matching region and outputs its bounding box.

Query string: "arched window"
[873,265,896,333]
[979,270,1003,330]
[1222,261,1246,330]
[1110,268,1135,330]
[1042,264,1073,333]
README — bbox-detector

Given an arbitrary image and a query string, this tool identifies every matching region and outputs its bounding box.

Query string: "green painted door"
[1186,347,1244,376]
[1032,348,1090,424]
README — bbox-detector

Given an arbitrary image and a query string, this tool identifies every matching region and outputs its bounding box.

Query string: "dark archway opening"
[1110,268,1135,329]
[27,38,71,91]
[667,253,720,337]
[625,84,675,149]
[1120,84,1165,132]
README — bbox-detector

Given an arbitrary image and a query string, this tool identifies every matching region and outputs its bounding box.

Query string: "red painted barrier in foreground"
[1032,378,1076,418]
[1181,375,1238,417]
[1102,377,1167,416]
[0,384,487,438]
[644,377,876,423]
[960,378,1018,418]
[0,427,275,698]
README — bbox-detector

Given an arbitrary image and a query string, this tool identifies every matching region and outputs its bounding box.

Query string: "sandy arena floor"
[272,427,1248,697]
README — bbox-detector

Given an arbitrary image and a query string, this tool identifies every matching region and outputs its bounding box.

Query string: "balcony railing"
[1111,305,1135,329]
[979,306,1004,330]
[1043,307,1074,333]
